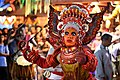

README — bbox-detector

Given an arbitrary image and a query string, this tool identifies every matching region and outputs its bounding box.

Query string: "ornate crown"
[48,4,104,47]
[57,4,92,40]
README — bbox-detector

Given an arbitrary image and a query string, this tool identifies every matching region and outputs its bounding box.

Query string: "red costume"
[19,4,105,80]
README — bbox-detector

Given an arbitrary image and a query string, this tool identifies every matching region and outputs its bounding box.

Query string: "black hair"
[2,28,8,35]
[35,26,42,32]
[97,31,102,36]
[0,34,4,43]
[101,33,112,41]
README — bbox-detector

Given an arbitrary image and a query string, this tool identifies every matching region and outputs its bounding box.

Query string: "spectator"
[30,26,36,36]
[36,26,42,33]
[7,23,23,79]
[0,34,10,80]
[29,26,37,47]
[0,29,2,35]
[111,36,120,77]
[2,28,9,35]
[25,25,30,35]
[110,25,120,77]
[42,25,49,40]
[114,25,120,36]
[35,33,50,57]
[94,33,113,80]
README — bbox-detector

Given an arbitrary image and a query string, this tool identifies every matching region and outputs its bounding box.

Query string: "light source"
[6,6,13,12]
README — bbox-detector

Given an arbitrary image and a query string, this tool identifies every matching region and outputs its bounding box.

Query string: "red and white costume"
[19,4,105,80]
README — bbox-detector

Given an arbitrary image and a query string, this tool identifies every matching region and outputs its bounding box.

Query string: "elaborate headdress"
[48,4,105,48]
[57,5,92,41]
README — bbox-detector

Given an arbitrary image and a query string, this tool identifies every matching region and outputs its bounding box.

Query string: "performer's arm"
[22,46,60,68]
[34,53,60,68]
[82,46,98,72]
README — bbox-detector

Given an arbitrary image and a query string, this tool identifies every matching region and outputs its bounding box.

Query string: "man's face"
[25,27,29,33]
[64,27,78,47]
[31,27,36,34]
[104,37,112,47]
[1,35,5,42]
[115,28,120,36]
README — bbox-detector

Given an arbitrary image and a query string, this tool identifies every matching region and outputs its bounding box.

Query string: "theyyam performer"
[18,4,105,80]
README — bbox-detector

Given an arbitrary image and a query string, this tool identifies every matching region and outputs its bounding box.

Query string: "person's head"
[16,23,26,41]
[35,33,43,43]
[13,21,19,30]
[101,33,112,47]
[95,31,102,40]
[64,27,79,47]
[2,28,9,35]
[57,5,92,46]
[25,26,29,34]
[36,26,42,33]
[30,26,36,34]
[0,34,5,43]
[61,22,80,47]
[115,25,120,36]
[0,29,2,35]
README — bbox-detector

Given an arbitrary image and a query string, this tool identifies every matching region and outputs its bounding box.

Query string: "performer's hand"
[23,49,39,63]
[75,51,87,65]
[18,40,28,51]
[20,44,39,63]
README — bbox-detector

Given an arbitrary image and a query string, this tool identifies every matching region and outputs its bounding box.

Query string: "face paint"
[64,27,78,47]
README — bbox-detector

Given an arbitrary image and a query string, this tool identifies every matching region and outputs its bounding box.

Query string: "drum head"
[16,56,32,66]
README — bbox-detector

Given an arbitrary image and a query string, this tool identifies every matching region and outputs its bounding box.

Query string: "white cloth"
[46,45,62,79]
[112,43,120,61]
[47,45,54,56]
[48,72,62,80]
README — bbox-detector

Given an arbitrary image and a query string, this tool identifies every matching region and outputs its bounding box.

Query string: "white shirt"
[112,43,120,61]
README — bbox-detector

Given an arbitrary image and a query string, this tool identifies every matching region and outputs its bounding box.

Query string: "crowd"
[0,21,120,80]
[0,21,51,80]
[0,18,120,80]
[88,25,120,80]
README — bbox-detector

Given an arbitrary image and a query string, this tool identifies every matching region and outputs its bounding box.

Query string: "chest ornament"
[60,47,78,64]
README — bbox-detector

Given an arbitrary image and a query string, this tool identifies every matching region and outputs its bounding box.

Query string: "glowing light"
[7,6,13,12]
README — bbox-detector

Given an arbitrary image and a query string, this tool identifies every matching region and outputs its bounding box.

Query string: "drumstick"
[11,30,41,58]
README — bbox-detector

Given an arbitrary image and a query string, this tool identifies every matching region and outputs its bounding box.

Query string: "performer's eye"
[65,32,69,35]
[71,32,76,36]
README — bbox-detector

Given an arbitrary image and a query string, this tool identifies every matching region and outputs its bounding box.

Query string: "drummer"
[8,23,36,80]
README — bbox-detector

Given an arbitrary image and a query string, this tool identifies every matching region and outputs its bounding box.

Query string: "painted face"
[64,27,78,47]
